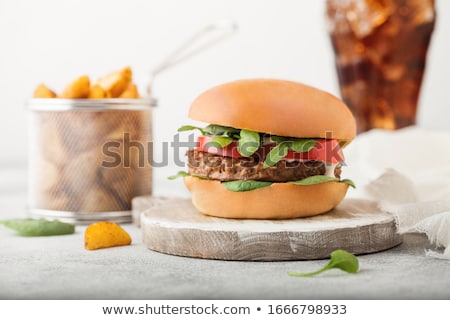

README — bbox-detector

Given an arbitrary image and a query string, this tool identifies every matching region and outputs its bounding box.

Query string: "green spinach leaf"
[167,171,189,180]
[341,179,356,188]
[264,137,317,167]
[290,176,356,188]
[289,139,316,153]
[203,124,240,136]
[177,125,206,135]
[290,175,339,185]
[222,180,272,192]
[238,129,260,157]
[211,136,234,148]
[264,142,289,168]
[288,249,359,277]
[0,218,75,237]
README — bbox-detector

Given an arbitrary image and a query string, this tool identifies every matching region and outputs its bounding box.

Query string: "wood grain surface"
[137,196,402,261]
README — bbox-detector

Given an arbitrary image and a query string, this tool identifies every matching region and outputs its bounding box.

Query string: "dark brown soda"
[327,0,436,133]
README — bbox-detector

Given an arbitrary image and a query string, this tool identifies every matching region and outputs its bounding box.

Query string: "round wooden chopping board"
[139,197,402,261]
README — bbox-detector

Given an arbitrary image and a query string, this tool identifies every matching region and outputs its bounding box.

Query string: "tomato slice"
[196,136,344,163]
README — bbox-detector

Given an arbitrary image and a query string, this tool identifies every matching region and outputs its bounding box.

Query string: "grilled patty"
[187,150,341,182]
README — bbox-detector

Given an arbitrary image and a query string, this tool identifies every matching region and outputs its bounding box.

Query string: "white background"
[0,0,449,194]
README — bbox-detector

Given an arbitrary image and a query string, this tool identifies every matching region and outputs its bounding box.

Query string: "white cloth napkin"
[343,126,450,259]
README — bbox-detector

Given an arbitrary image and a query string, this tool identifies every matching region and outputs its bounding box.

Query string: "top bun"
[189,79,356,143]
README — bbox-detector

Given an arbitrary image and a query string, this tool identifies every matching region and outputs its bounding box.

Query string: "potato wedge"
[88,84,109,99]
[119,83,140,98]
[96,67,132,98]
[84,221,132,250]
[33,83,57,98]
[61,75,90,98]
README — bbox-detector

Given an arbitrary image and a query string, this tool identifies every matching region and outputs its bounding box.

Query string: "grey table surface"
[1,191,450,300]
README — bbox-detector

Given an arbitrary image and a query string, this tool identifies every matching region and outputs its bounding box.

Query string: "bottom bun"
[183,176,349,219]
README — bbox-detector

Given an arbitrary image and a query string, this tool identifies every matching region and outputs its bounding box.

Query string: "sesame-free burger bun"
[184,176,349,219]
[189,79,356,144]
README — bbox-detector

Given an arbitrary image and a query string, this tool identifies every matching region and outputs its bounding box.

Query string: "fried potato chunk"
[119,83,140,98]
[61,75,90,98]
[95,67,132,98]
[84,221,132,250]
[88,84,110,99]
[33,83,57,98]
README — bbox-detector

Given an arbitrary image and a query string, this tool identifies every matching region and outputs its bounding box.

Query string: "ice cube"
[327,0,392,38]
[348,0,392,38]
[403,0,436,26]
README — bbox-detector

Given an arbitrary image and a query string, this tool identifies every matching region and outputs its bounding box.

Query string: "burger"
[171,79,356,219]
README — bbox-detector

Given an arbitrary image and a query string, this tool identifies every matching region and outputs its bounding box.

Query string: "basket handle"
[147,20,238,96]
